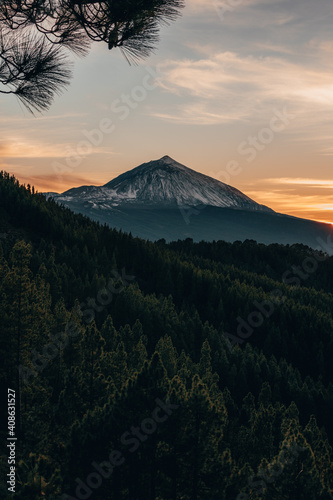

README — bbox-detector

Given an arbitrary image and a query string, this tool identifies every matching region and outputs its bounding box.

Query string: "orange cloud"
[265,178,333,188]
[12,173,102,194]
[243,179,333,224]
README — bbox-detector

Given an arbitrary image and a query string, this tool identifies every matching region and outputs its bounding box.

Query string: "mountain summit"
[59,156,271,212]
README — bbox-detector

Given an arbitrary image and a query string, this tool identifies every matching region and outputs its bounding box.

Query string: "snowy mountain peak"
[102,156,191,188]
[51,156,273,213]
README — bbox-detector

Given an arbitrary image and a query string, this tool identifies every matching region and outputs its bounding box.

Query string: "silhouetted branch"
[0,27,72,113]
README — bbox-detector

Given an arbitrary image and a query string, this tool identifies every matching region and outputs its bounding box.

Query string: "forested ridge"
[0,171,333,499]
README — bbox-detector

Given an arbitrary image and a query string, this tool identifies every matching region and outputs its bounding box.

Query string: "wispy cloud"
[154,49,333,125]
[243,175,333,224]
[0,141,74,159]
[244,188,333,223]
[0,140,113,159]
[9,173,104,194]
[186,0,285,13]
[0,112,87,125]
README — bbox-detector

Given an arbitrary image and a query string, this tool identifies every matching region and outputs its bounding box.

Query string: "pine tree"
[78,321,106,409]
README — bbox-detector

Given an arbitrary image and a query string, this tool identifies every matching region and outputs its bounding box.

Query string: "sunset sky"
[1,0,333,223]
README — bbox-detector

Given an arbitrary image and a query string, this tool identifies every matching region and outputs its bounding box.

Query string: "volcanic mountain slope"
[52,155,272,211]
[45,156,333,251]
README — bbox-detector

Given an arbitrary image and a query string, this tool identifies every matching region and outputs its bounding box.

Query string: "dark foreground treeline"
[0,171,333,499]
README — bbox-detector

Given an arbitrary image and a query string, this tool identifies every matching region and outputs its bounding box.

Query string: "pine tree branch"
[0,0,184,111]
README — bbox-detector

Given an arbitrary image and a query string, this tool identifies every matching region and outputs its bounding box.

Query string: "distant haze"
[1,0,333,224]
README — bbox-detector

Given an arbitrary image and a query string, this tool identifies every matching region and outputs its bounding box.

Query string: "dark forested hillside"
[1,171,333,499]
